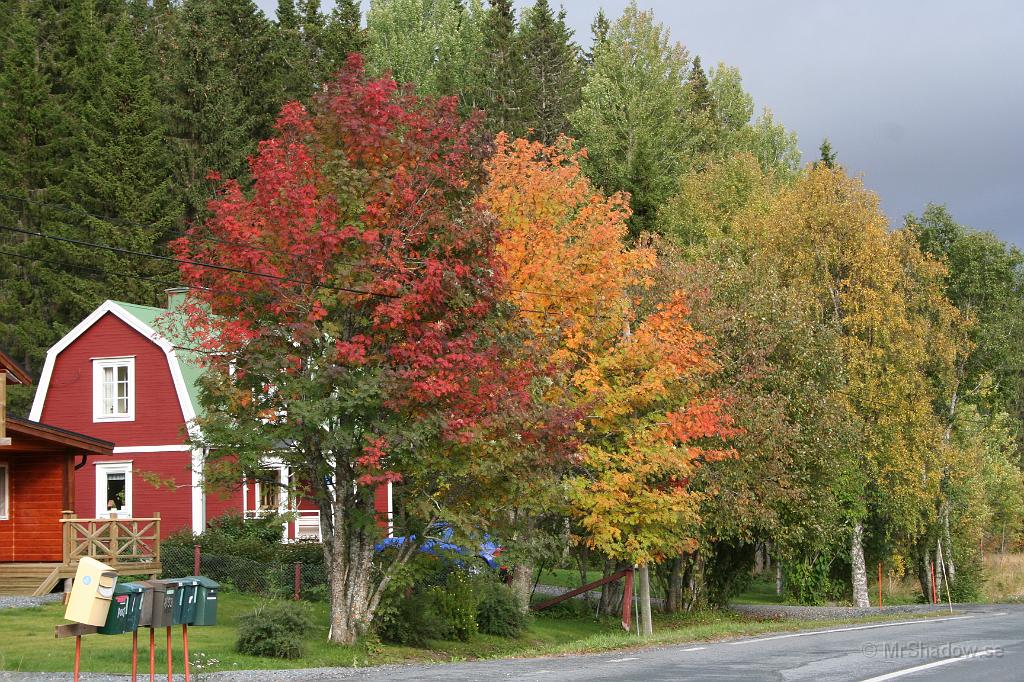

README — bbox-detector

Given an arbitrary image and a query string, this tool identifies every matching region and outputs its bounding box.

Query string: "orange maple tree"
[483,135,739,566]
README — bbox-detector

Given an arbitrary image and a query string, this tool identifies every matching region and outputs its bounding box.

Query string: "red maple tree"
[172,55,528,643]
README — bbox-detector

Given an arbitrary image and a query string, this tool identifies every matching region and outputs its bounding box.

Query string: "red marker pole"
[182,624,191,682]
[877,563,883,608]
[74,635,81,682]
[931,563,938,604]
[149,627,155,682]
[166,626,173,682]
[132,629,139,682]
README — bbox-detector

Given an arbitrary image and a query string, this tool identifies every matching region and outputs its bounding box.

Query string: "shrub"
[375,591,446,647]
[704,541,756,607]
[375,566,484,645]
[785,554,843,605]
[947,550,985,602]
[236,602,313,659]
[476,582,527,638]
[427,572,479,641]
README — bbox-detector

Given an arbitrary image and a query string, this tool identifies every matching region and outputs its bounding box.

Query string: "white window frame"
[95,462,133,518]
[253,464,288,516]
[0,463,9,520]
[92,357,136,422]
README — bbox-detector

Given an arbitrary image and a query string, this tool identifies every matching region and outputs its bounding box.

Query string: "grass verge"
[0,592,946,675]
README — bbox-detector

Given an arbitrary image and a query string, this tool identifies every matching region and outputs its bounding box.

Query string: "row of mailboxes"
[65,559,220,632]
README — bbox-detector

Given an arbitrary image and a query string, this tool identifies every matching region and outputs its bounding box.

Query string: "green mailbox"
[170,578,200,625]
[98,582,145,635]
[139,580,177,628]
[180,576,219,626]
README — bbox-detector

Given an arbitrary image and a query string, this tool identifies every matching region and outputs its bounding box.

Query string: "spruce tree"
[570,2,690,236]
[0,0,92,376]
[585,8,610,65]
[318,0,366,77]
[469,0,528,137]
[519,0,582,143]
[818,138,837,168]
[682,54,718,159]
[686,55,714,115]
[69,10,183,301]
[161,0,283,222]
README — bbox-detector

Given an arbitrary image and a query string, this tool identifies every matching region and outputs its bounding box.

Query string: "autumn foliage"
[172,55,530,643]
[483,135,739,566]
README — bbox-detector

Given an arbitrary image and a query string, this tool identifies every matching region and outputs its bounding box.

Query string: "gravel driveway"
[0,594,63,610]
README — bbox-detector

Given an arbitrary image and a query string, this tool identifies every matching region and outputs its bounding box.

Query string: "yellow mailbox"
[64,557,118,626]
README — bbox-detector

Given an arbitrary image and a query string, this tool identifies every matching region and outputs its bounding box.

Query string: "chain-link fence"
[160,543,329,601]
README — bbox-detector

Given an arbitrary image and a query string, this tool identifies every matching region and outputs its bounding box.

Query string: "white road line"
[857,649,997,681]
[727,615,975,646]
[681,646,706,652]
[606,657,640,663]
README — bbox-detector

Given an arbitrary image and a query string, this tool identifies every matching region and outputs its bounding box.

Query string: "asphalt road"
[261,604,1024,682]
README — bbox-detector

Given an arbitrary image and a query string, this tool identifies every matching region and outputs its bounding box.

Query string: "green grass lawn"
[732,575,924,607]
[731,577,784,605]
[535,567,603,588]
[0,591,939,675]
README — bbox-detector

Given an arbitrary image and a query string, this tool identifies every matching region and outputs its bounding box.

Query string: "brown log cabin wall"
[0,451,67,562]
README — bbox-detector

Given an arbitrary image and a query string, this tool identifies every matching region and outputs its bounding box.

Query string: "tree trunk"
[775,561,783,596]
[918,545,932,604]
[754,543,765,574]
[320,474,414,645]
[666,554,684,613]
[323,498,377,645]
[941,504,956,583]
[638,565,653,636]
[510,563,534,612]
[598,559,625,616]
[934,539,945,600]
[683,552,705,611]
[850,522,870,607]
[575,544,590,588]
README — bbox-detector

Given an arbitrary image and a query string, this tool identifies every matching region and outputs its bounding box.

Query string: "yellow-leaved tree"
[739,166,958,605]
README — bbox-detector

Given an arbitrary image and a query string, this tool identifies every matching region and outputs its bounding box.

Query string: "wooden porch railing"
[60,511,161,567]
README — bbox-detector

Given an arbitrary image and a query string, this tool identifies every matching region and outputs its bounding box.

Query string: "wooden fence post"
[193,545,201,576]
[293,562,301,601]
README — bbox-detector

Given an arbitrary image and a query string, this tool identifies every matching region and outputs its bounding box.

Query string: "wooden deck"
[0,513,163,596]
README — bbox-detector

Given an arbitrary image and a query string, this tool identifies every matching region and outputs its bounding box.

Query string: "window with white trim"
[255,466,286,512]
[95,462,132,517]
[0,463,8,520]
[93,357,135,422]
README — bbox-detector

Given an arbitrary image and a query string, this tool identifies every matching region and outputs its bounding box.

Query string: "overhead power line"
[0,223,400,299]
[0,191,615,304]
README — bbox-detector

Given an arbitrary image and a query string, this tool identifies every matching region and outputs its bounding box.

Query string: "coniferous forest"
[2,0,1023,641]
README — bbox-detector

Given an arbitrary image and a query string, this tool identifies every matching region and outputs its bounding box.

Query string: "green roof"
[111,300,205,420]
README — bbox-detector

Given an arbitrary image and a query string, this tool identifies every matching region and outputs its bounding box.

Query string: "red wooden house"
[1,350,119,595]
[29,289,392,541]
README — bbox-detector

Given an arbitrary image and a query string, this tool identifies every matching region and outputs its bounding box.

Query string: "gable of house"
[29,300,201,446]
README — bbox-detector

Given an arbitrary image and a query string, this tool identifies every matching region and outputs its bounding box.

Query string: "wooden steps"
[0,560,163,596]
[0,562,62,596]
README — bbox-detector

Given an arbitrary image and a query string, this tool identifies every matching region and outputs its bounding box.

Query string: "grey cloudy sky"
[255,0,1024,247]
